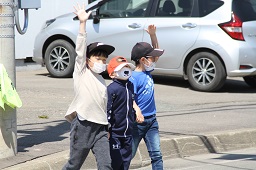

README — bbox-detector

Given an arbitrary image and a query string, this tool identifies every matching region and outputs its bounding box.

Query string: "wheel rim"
[192,58,216,85]
[49,46,70,72]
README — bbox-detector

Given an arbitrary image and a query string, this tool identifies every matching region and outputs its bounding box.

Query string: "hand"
[73,3,92,23]
[133,101,144,123]
[145,24,156,36]
[136,112,144,123]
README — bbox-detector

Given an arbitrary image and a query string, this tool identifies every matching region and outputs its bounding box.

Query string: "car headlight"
[41,19,56,29]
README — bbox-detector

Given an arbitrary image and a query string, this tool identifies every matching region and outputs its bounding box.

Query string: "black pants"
[109,136,133,170]
[63,118,112,170]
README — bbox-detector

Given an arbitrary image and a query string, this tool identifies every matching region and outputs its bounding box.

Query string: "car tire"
[243,76,256,87]
[187,52,226,92]
[45,40,75,78]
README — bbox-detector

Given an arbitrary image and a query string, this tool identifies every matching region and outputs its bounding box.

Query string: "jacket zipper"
[124,83,129,137]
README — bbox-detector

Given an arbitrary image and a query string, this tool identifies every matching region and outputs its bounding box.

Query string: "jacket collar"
[113,78,128,85]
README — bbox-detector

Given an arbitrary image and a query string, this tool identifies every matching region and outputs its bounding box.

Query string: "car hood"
[55,13,74,19]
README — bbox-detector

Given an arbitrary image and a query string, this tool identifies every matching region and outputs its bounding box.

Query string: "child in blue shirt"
[129,25,164,170]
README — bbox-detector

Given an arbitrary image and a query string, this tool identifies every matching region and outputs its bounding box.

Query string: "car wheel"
[243,76,256,87]
[187,52,226,92]
[45,40,75,78]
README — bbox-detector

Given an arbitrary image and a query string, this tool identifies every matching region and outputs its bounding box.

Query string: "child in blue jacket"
[107,56,144,170]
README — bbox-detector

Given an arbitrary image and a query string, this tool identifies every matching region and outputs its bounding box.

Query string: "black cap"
[87,42,115,57]
[131,42,164,61]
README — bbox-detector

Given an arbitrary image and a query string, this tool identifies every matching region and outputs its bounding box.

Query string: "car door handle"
[182,23,197,29]
[128,23,141,29]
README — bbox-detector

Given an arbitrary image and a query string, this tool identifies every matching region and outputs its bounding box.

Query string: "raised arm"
[74,3,92,34]
[145,24,159,49]
[73,3,92,73]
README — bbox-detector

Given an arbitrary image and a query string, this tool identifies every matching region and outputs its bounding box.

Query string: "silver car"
[33,0,256,92]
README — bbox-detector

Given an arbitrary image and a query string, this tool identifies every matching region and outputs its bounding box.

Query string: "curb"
[130,128,256,169]
[3,128,256,170]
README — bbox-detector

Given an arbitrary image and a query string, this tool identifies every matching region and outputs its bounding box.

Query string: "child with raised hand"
[63,3,114,170]
[129,24,165,170]
[107,56,144,170]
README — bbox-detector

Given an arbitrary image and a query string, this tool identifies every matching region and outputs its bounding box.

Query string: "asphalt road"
[1,66,255,169]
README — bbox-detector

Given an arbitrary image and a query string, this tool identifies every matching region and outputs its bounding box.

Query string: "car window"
[98,0,150,18]
[156,0,176,16]
[156,0,194,17]
[198,0,224,17]
[176,0,193,16]
[232,0,256,22]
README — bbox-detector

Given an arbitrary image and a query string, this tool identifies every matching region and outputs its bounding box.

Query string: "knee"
[149,151,162,161]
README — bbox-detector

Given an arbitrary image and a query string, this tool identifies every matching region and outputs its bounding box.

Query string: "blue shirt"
[129,71,156,117]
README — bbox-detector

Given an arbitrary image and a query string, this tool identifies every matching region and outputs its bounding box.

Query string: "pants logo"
[112,144,120,149]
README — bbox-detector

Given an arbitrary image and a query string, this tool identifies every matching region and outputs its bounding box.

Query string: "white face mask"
[115,67,132,80]
[144,59,156,71]
[89,60,106,74]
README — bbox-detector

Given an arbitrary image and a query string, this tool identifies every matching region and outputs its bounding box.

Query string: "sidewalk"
[2,128,256,170]
[1,67,256,170]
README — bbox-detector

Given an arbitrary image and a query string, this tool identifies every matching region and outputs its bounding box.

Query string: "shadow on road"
[17,120,70,152]
[215,153,256,161]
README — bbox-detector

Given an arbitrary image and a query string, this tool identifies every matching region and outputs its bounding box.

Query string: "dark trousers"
[63,118,112,170]
[109,136,133,170]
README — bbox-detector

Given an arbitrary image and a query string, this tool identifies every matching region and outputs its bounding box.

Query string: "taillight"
[219,13,244,41]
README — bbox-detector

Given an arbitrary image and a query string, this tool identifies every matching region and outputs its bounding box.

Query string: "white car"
[33,0,256,92]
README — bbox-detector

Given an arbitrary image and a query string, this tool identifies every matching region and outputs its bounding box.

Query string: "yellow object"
[0,64,22,109]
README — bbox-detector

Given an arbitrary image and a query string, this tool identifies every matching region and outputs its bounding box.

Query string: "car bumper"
[32,56,43,64]
[32,29,49,64]
[227,41,256,77]
[229,68,256,77]
[211,39,256,78]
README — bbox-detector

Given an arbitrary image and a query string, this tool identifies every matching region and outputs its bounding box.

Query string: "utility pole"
[0,0,17,159]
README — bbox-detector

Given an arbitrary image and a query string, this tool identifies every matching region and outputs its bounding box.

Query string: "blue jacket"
[107,79,135,137]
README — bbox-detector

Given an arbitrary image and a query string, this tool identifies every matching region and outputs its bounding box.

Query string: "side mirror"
[92,10,100,24]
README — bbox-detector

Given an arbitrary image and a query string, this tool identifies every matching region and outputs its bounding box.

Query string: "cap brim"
[114,63,135,72]
[91,45,115,55]
[147,49,164,57]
